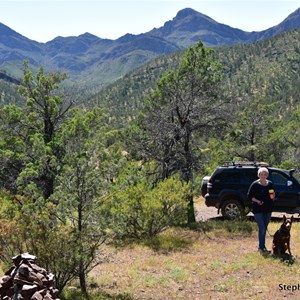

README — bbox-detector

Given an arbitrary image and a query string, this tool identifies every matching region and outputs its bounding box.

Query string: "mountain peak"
[148,7,245,47]
[78,32,99,39]
[175,8,198,18]
[175,7,214,22]
[1,7,300,88]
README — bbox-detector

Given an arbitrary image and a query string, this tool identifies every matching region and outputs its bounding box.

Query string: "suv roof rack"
[221,161,269,167]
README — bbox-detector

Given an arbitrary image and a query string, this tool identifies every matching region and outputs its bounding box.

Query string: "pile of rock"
[0,253,60,300]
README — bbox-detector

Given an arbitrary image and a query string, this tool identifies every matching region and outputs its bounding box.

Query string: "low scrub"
[105,178,189,240]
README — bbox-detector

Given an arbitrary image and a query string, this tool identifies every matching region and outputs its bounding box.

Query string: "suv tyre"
[221,199,244,220]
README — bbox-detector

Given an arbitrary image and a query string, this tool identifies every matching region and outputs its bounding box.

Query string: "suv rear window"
[213,169,257,184]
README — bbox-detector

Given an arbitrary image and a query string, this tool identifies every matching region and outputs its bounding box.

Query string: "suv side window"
[214,171,240,183]
[269,171,288,186]
[240,169,258,184]
[214,169,257,185]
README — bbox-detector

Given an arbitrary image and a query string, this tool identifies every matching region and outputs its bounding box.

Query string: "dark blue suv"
[203,162,300,219]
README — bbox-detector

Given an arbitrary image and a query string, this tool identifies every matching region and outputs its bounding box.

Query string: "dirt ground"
[88,199,300,300]
[195,197,220,221]
[195,197,299,222]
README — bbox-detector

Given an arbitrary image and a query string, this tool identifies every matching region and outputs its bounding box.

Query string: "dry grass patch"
[88,218,300,300]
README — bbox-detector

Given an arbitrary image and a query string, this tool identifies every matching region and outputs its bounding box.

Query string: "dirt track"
[195,197,299,221]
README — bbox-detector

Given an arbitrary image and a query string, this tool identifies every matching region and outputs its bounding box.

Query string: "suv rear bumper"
[205,194,220,208]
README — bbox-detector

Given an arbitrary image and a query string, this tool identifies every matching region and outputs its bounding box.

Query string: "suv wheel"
[221,199,244,220]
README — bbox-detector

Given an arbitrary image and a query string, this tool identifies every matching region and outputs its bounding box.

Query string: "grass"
[2,214,299,300]
[80,216,300,300]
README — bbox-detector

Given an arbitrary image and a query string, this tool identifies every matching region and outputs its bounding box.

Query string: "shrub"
[0,194,82,292]
[106,177,189,239]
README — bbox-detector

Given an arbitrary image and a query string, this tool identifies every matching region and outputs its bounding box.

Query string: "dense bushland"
[0,33,300,298]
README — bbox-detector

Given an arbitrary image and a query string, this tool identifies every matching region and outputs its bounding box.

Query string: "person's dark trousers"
[253,212,272,250]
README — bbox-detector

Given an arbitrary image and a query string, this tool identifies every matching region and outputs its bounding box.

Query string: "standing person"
[247,167,276,253]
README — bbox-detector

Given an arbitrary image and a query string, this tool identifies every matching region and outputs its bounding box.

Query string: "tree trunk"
[249,130,256,161]
[43,173,54,199]
[77,201,88,297]
[183,124,196,224]
[187,193,196,223]
[79,260,88,297]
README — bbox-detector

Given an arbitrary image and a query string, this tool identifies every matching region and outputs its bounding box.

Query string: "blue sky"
[0,0,299,43]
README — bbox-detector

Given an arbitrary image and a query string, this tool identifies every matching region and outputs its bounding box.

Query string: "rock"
[0,253,60,300]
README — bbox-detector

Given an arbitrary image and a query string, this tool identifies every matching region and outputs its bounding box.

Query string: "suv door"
[269,170,300,211]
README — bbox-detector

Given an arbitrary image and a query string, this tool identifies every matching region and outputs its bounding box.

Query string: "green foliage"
[20,205,81,292]
[87,52,182,128]
[0,106,126,295]
[148,41,225,179]
[129,41,228,222]
[221,98,279,162]
[0,193,23,266]
[0,78,22,107]
[85,29,300,174]
[47,107,125,294]
[0,66,126,296]
[105,177,189,240]
[0,62,72,200]
[270,103,300,168]
[0,194,76,291]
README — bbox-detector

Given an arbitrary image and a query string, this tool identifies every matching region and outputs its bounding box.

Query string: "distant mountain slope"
[0,7,299,93]
[0,72,22,105]
[0,71,21,84]
[88,28,300,128]
[252,7,300,41]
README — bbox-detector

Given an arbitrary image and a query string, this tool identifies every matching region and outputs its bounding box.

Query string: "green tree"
[225,98,279,163]
[132,41,228,223]
[270,103,300,168]
[0,62,72,200]
[50,108,124,296]
[0,107,125,296]
[0,104,25,192]
[0,65,126,296]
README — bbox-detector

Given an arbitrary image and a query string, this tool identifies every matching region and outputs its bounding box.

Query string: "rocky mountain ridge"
[0,7,299,88]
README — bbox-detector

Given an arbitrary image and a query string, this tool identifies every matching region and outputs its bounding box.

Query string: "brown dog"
[272,215,294,257]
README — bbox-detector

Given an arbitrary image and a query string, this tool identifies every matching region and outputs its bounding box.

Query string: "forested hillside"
[1,7,300,94]
[0,25,300,300]
[85,28,300,175]
[88,28,300,128]
[216,28,300,106]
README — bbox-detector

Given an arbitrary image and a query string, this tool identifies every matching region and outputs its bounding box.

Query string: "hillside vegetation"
[0,24,300,300]
[1,7,300,91]
[88,28,300,128]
